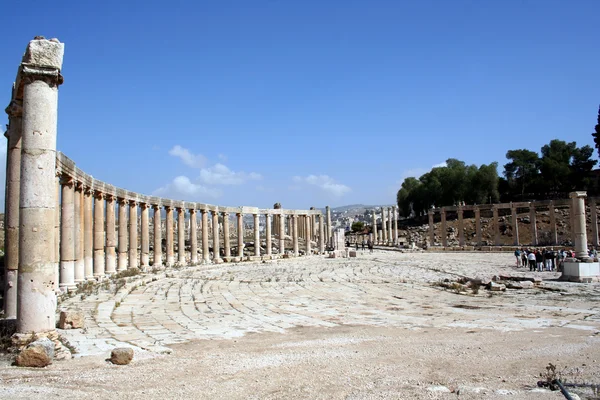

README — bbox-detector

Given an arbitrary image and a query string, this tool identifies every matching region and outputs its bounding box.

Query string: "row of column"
[427,200,596,247]
[371,206,399,245]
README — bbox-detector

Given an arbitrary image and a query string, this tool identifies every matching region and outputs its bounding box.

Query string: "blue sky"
[1,1,599,210]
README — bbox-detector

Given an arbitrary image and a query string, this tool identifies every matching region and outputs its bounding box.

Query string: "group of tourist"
[513,247,598,272]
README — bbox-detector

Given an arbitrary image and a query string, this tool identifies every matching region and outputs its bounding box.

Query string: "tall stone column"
[279,213,285,255]
[212,210,220,262]
[140,203,150,268]
[428,210,434,245]
[590,199,599,248]
[166,207,174,266]
[530,204,537,246]
[153,205,162,266]
[571,192,589,259]
[265,213,272,256]
[393,206,398,245]
[201,209,210,263]
[73,184,85,281]
[381,207,388,245]
[253,213,260,256]
[292,215,299,256]
[223,212,231,258]
[511,205,519,246]
[190,209,198,264]
[492,206,500,246]
[16,38,64,334]
[3,100,22,318]
[105,195,116,274]
[117,198,128,272]
[372,210,378,245]
[237,212,244,258]
[305,214,311,254]
[177,208,185,265]
[326,206,332,247]
[84,188,93,279]
[440,208,447,247]
[54,175,60,289]
[93,192,105,277]
[458,206,465,247]
[129,201,138,269]
[59,176,75,291]
[549,201,557,245]
[311,210,317,241]
[475,207,482,246]
[319,214,325,253]
[387,207,393,245]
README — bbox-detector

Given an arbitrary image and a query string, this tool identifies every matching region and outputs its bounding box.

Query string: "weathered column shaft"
[440,208,447,247]
[279,213,285,254]
[492,206,500,246]
[511,206,519,246]
[105,195,116,274]
[140,203,150,267]
[129,201,138,269]
[549,201,557,245]
[117,199,128,271]
[387,208,393,244]
[223,212,231,258]
[292,215,299,256]
[84,189,93,279]
[319,214,325,253]
[590,199,599,248]
[237,213,244,258]
[177,208,185,264]
[153,205,162,266]
[393,206,398,245]
[59,177,75,291]
[17,38,64,334]
[571,192,589,258]
[305,215,311,254]
[372,211,378,245]
[3,102,22,318]
[266,213,272,256]
[93,192,105,277]
[428,210,434,245]
[212,210,220,261]
[166,207,174,266]
[530,205,537,246]
[202,209,209,263]
[326,206,332,247]
[254,213,260,256]
[54,176,60,289]
[382,208,388,244]
[190,209,198,264]
[73,185,85,281]
[458,207,465,247]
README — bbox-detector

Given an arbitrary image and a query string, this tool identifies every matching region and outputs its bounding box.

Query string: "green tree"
[592,105,600,159]
[570,144,597,190]
[351,221,365,232]
[396,177,420,217]
[539,139,576,195]
[503,149,540,200]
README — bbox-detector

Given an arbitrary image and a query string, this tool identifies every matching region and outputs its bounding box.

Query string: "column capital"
[93,190,104,200]
[5,99,23,119]
[105,194,116,202]
[74,181,83,191]
[189,208,197,214]
[139,202,150,209]
[19,38,64,88]
[117,197,128,206]
[222,211,229,217]
[236,212,243,217]
[570,191,587,199]
[152,204,162,211]
[129,199,138,206]
[59,174,73,187]
[200,208,208,215]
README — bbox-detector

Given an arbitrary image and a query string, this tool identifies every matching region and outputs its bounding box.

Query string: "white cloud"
[168,145,207,168]
[217,153,228,162]
[153,175,221,200]
[199,163,262,185]
[293,174,351,197]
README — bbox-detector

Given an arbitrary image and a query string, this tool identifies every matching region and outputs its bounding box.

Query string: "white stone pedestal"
[561,261,600,282]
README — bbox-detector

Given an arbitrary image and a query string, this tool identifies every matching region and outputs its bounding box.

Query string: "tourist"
[535,249,544,272]
[546,248,555,271]
[521,248,528,267]
[361,240,366,251]
[514,248,521,267]
[367,240,374,253]
[527,250,536,271]
[557,249,565,272]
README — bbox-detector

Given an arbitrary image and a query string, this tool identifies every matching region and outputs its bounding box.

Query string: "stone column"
[93,192,105,277]
[440,208,447,247]
[16,38,64,334]
[387,207,393,245]
[372,210,378,245]
[117,199,128,272]
[3,100,22,318]
[190,209,198,264]
[492,206,500,246]
[393,206,398,245]
[73,185,85,282]
[319,214,325,253]
[54,176,60,289]
[129,201,138,269]
[549,201,557,246]
[202,209,210,263]
[292,215,299,256]
[530,204,537,246]
[237,212,244,258]
[84,188,93,279]
[140,203,150,268]
[326,206,332,247]
[265,213,272,256]
[153,205,162,266]
[166,206,174,266]
[177,208,185,265]
[279,213,285,255]
[105,195,117,274]
[473,206,481,246]
[212,210,220,262]
[458,206,465,247]
[253,213,260,256]
[590,199,599,248]
[305,214,311,254]
[571,192,589,259]
[511,205,519,246]
[428,210,434,245]
[223,212,231,258]
[59,176,75,291]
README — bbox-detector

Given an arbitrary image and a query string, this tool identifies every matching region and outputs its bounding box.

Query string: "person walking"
[535,249,544,272]
[521,248,528,267]
[528,250,536,272]
[514,248,521,267]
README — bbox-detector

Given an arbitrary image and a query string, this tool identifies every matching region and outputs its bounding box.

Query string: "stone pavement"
[58,251,600,359]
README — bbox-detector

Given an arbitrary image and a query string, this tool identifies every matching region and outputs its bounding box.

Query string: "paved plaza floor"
[2,251,600,399]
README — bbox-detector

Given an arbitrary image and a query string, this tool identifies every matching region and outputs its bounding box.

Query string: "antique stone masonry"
[2,38,328,335]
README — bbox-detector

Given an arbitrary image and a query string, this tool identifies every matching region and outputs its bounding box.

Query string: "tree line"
[397,106,600,218]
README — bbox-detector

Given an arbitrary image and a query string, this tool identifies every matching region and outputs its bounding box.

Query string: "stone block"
[109,347,134,365]
[349,251,357,257]
[562,261,600,282]
[487,282,506,291]
[58,309,85,329]
[15,338,54,368]
[22,38,64,70]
